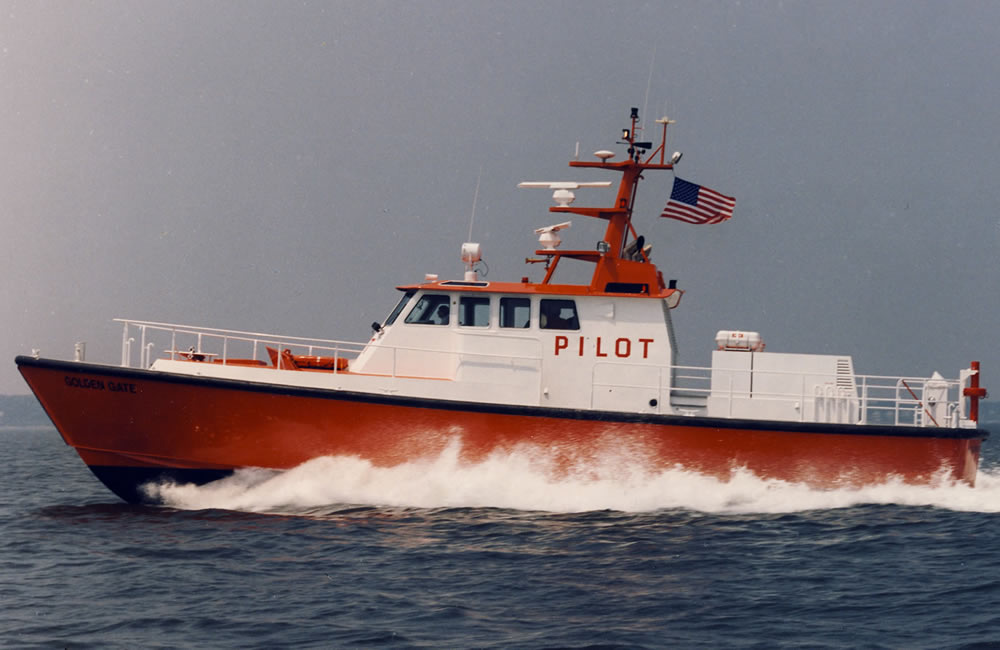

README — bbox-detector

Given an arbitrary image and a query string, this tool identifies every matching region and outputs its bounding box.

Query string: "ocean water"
[2,426,999,649]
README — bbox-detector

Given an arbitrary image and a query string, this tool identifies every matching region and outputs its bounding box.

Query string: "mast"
[535,107,677,296]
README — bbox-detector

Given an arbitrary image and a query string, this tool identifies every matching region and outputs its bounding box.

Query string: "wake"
[148,438,1000,515]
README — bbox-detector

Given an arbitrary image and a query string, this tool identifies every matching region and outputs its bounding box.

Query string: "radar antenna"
[533,221,571,250]
[517,181,612,208]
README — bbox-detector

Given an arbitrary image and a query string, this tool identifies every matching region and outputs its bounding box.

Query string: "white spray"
[147,437,1000,516]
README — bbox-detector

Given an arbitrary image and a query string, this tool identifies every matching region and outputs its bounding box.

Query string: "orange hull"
[18,356,986,503]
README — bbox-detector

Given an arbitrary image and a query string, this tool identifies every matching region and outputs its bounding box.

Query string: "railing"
[117,319,974,429]
[596,361,972,428]
[116,319,366,372]
[115,319,544,385]
[856,374,965,427]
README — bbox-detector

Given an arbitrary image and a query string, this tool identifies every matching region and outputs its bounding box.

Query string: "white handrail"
[115,318,971,429]
[116,318,544,372]
[590,357,967,428]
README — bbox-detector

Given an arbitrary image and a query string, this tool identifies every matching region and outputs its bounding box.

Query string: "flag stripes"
[661,177,735,224]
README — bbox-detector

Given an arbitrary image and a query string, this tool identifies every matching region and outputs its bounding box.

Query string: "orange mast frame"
[534,108,677,297]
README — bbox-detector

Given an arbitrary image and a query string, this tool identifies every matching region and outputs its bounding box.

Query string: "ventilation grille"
[836,357,855,389]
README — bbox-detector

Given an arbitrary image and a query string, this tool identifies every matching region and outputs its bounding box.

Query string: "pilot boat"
[16,108,989,504]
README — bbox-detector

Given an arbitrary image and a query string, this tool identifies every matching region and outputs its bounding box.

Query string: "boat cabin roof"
[397,279,681,300]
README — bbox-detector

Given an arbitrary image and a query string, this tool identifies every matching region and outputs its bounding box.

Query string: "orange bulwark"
[18,356,982,504]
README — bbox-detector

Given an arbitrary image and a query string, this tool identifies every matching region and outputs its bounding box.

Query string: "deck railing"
[116,319,366,371]
[605,362,971,427]
[115,319,544,383]
[116,319,974,429]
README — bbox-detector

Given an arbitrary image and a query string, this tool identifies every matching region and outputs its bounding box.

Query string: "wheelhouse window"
[384,289,416,327]
[500,297,531,329]
[539,299,580,330]
[459,296,490,327]
[404,293,451,325]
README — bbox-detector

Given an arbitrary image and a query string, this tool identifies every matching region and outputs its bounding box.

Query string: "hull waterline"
[18,357,986,504]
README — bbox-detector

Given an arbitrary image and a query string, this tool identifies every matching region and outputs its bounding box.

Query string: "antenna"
[641,45,656,137]
[517,181,612,207]
[656,115,677,165]
[467,165,483,242]
[534,221,571,250]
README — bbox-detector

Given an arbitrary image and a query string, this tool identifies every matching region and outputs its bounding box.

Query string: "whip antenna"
[641,45,656,136]
[468,165,483,242]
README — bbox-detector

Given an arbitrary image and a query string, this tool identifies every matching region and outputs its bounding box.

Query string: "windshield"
[384,290,416,327]
[404,293,451,325]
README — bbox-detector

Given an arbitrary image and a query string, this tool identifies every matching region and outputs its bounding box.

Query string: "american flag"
[661,177,735,224]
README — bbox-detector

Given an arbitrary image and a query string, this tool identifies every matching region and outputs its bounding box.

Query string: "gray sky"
[3,0,999,395]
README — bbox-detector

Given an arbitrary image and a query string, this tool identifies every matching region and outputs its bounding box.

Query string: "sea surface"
[2,425,999,649]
